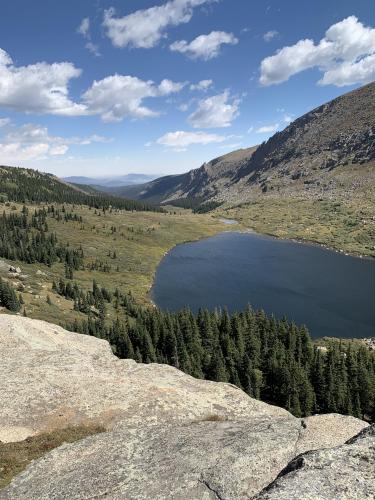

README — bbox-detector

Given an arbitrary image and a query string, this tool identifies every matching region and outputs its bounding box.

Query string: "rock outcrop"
[257,426,375,500]
[0,315,372,499]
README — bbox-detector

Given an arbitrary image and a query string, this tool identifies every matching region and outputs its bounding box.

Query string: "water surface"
[152,232,375,338]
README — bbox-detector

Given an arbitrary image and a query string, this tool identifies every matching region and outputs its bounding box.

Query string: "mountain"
[1,315,372,498]
[0,165,162,212]
[109,146,257,204]
[62,173,159,188]
[117,82,375,206]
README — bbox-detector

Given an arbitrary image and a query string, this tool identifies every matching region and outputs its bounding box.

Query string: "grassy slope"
[0,203,234,325]
[218,196,375,258]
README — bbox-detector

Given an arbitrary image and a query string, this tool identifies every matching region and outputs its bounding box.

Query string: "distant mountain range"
[62,173,159,188]
[0,166,162,212]
[110,82,375,206]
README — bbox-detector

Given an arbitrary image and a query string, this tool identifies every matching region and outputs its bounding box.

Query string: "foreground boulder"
[0,315,372,498]
[257,426,375,500]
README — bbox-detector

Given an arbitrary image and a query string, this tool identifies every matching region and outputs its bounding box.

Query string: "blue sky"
[0,0,374,177]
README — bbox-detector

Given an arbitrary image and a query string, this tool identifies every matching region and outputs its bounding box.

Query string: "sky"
[0,0,374,178]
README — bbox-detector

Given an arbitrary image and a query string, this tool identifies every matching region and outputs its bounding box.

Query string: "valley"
[1,4,375,498]
[0,199,231,326]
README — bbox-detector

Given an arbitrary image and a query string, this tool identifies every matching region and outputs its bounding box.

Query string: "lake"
[151,232,375,339]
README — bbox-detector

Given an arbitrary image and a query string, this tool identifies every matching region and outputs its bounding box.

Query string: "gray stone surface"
[0,315,372,499]
[257,425,375,500]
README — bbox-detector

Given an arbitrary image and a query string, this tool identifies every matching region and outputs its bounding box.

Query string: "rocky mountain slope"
[119,82,375,206]
[109,146,257,204]
[1,315,373,499]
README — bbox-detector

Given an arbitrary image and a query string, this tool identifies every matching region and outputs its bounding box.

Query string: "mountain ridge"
[62,173,159,188]
[115,82,375,206]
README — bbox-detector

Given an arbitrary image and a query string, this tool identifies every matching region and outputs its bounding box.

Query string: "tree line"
[65,286,375,421]
[0,209,84,268]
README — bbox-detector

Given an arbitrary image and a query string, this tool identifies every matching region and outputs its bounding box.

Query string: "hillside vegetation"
[0,166,162,212]
[0,197,232,326]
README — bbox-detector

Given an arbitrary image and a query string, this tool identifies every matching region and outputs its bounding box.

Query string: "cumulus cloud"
[156,130,226,151]
[263,30,278,42]
[77,17,101,56]
[170,31,238,60]
[190,79,213,91]
[260,16,375,86]
[0,48,184,122]
[0,121,111,162]
[82,75,184,122]
[256,124,279,133]
[103,0,216,49]
[188,90,240,128]
[0,48,86,116]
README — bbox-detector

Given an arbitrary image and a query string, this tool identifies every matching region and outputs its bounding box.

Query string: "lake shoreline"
[151,230,375,340]
[148,223,374,311]
[217,213,375,261]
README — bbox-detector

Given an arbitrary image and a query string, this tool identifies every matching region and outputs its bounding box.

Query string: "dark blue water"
[152,232,375,338]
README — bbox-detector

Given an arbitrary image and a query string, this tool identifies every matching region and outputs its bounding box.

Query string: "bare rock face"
[257,425,375,500]
[0,315,372,499]
[0,315,289,443]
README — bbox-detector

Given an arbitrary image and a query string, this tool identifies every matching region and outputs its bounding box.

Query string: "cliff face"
[0,315,373,499]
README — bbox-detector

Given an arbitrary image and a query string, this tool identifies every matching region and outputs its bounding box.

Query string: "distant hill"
[62,173,159,188]
[115,82,375,206]
[0,166,163,212]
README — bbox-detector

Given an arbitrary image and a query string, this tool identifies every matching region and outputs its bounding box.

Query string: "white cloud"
[260,16,375,86]
[247,126,254,133]
[188,90,240,128]
[77,17,101,57]
[170,31,238,60]
[82,75,184,122]
[178,102,190,112]
[263,30,278,42]
[49,144,69,156]
[256,124,279,133]
[190,79,213,91]
[0,121,111,162]
[156,130,226,151]
[85,42,101,57]
[0,48,86,116]
[103,0,215,49]
[0,117,10,127]
[319,54,375,86]
[158,79,186,94]
[77,17,90,37]
[0,48,184,123]
[283,114,293,123]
